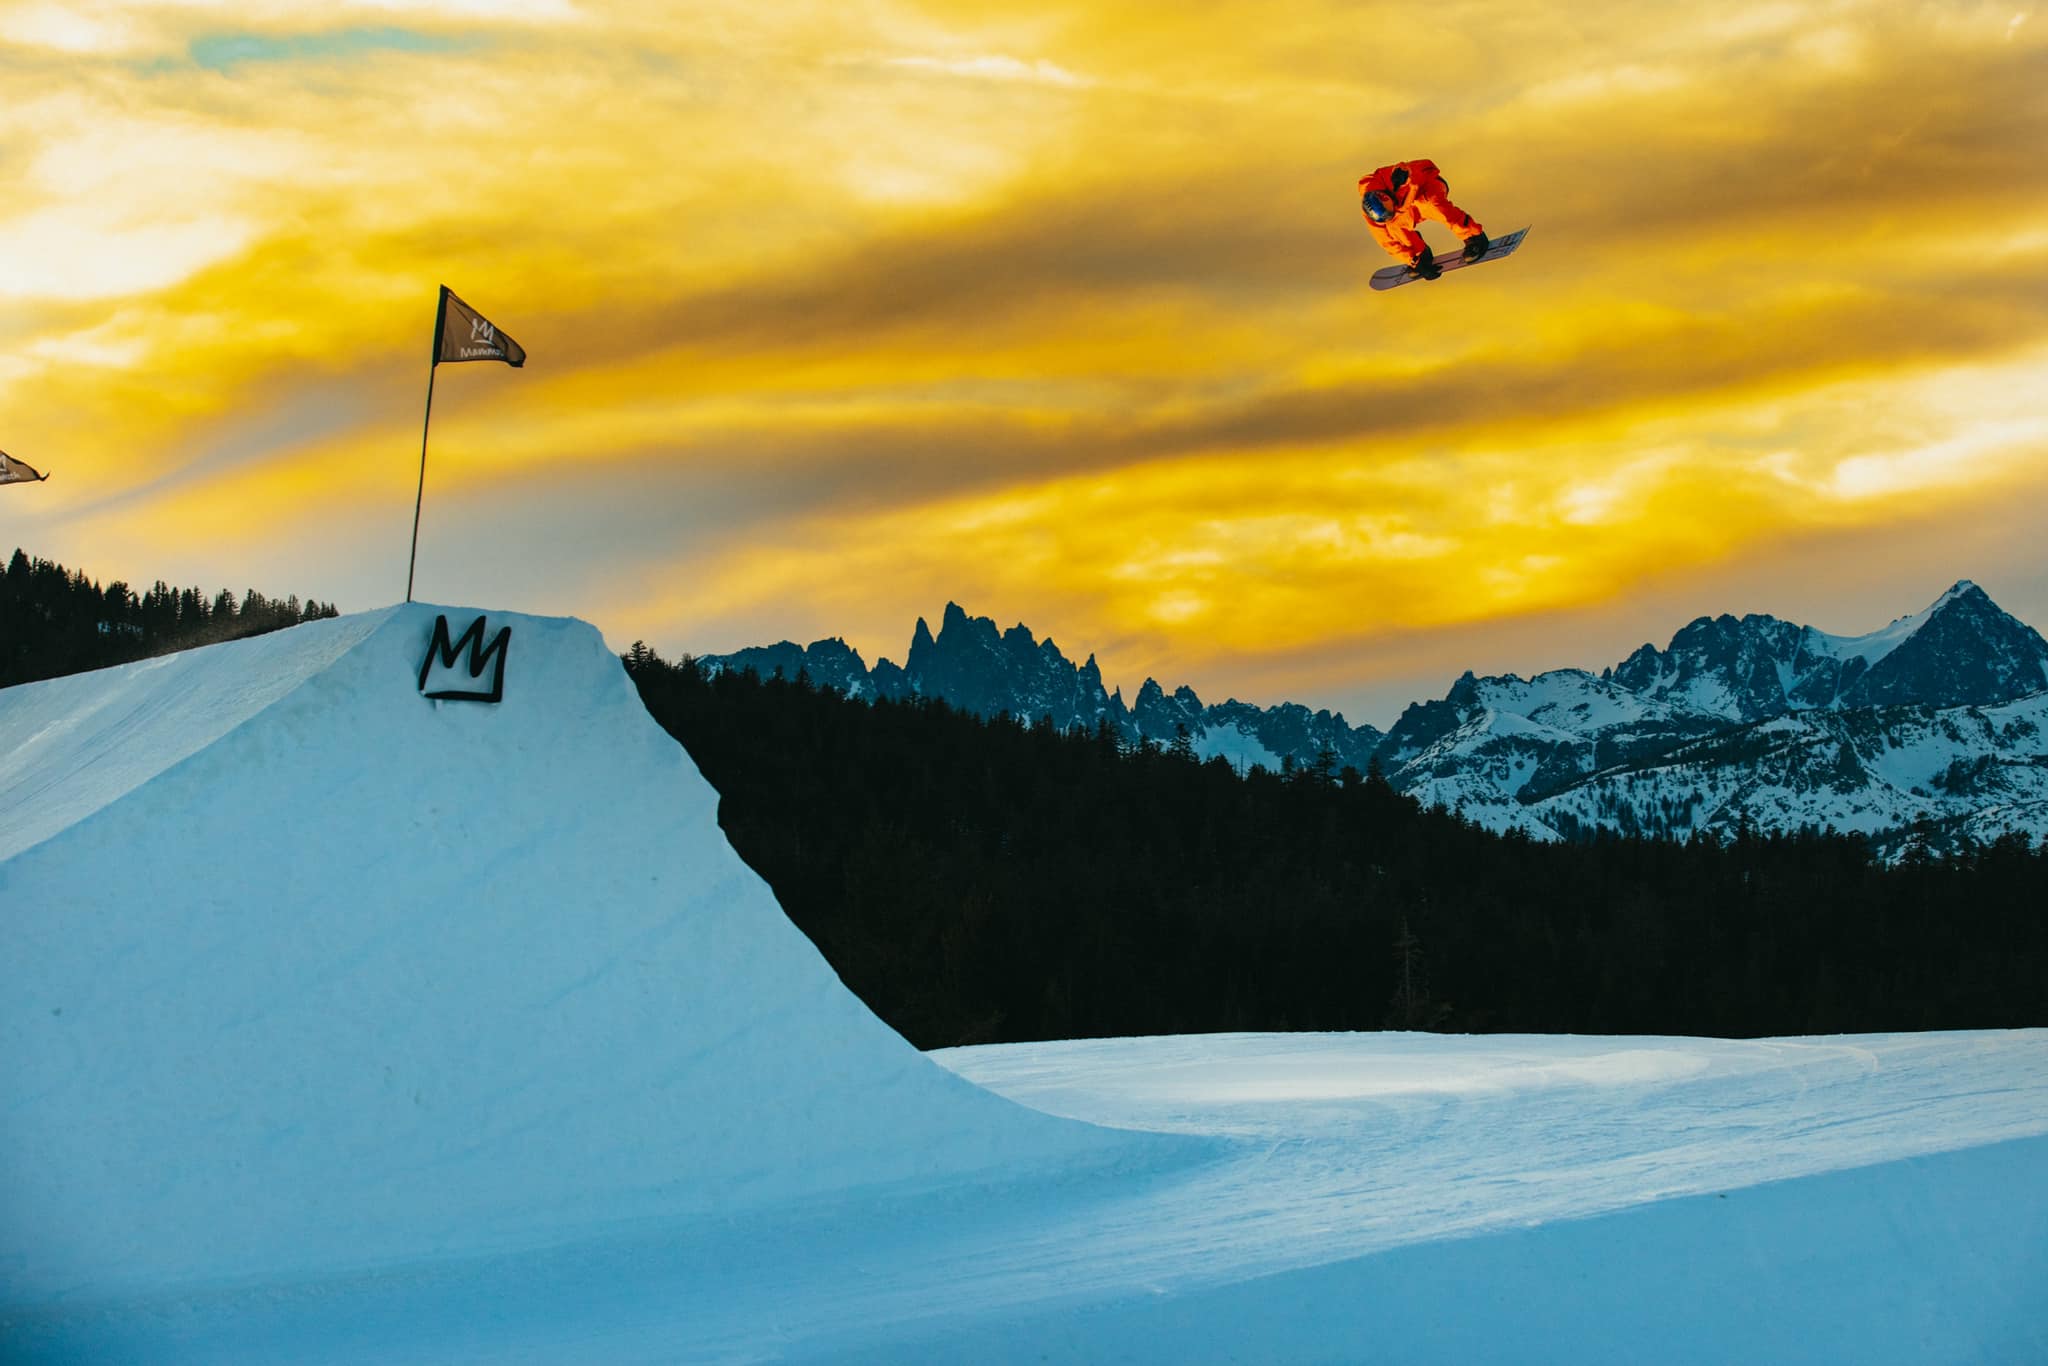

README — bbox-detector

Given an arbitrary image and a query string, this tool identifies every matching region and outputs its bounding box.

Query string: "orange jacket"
[1359,159,1484,265]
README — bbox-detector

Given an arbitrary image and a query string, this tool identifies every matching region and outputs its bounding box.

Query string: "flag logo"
[1,449,50,485]
[433,287,526,368]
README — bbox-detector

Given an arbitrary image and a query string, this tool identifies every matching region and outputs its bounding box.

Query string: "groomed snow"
[4,608,2043,1362]
[7,1031,2042,1362]
[0,609,390,862]
[0,606,1141,1303]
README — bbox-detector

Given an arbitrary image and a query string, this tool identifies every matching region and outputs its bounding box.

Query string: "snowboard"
[1370,225,1530,291]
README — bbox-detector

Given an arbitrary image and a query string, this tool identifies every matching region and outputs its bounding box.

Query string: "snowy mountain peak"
[702,635,871,695]
[705,605,1383,771]
[1803,579,1984,666]
[1604,582,2045,722]
[1829,579,2048,709]
[701,583,2046,853]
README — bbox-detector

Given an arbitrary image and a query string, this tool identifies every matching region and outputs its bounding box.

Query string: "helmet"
[1362,189,1394,223]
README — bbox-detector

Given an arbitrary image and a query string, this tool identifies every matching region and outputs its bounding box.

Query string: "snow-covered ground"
[7,1030,2043,1363]
[0,607,1136,1301]
[4,608,2044,1362]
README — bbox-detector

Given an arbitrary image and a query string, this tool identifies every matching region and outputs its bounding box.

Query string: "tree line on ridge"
[625,646,2047,1049]
[2,548,339,688]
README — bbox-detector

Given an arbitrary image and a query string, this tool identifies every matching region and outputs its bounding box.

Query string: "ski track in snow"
[939,1031,2048,1276]
[8,1030,2044,1363]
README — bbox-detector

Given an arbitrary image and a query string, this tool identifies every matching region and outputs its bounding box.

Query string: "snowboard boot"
[1412,246,1442,280]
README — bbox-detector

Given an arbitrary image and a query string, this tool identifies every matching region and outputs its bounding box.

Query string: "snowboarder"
[1359,159,1489,281]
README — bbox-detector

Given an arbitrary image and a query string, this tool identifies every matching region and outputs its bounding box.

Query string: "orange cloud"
[3,0,2045,715]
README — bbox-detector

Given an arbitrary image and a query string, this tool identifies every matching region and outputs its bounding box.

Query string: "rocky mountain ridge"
[707,601,1383,776]
[701,581,2048,854]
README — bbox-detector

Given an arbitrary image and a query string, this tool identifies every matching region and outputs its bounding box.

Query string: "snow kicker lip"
[0,603,1151,1303]
[0,606,396,864]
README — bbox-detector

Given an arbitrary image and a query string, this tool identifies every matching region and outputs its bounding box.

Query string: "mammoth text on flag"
[432,287,527,368]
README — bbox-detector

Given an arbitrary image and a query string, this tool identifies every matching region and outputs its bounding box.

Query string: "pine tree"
[1385,915,1452,1030]
[1309,743,1338,786]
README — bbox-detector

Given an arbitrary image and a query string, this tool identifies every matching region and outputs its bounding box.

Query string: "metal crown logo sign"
[418,614,512,703]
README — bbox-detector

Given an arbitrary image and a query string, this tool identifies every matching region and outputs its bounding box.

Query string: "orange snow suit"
[1359,159,1485,265]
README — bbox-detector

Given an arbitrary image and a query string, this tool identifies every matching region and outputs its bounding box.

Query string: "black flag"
[432,286,526,367]
[407,287,527,602]
[1,449,49,485]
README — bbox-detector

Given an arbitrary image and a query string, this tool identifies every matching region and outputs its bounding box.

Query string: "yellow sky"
[4,0,2046,722]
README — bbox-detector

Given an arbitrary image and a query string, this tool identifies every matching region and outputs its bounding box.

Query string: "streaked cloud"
[0,207,258,301]
[882,53,1090,86]
[186,26,467,70]
[3,0,2046,722]
[0,2,136,53]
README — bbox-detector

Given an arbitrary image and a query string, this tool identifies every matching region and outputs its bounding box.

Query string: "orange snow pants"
[1359,159,1485,265]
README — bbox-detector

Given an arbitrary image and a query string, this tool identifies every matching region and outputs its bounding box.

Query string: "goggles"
[1361,190,1394,223]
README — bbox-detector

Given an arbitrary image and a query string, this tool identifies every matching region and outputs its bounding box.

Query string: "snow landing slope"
[0,605,1138,1304]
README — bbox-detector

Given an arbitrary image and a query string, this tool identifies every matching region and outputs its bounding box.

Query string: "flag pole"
[406,287,448,604]
[405,363,437,603]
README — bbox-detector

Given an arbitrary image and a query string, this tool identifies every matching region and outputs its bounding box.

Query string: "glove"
[1462,231,1490,262]
[1412,246,1442,281]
